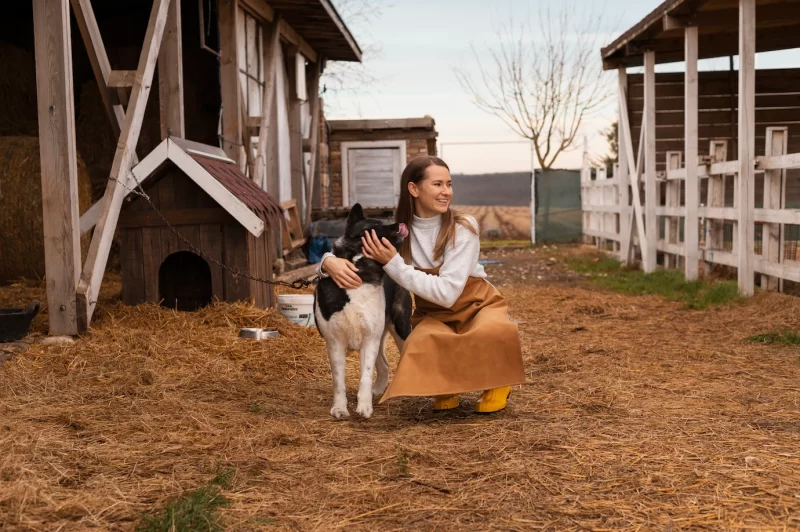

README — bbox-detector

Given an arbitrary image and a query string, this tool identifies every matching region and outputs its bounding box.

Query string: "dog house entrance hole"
[158,252,212,311]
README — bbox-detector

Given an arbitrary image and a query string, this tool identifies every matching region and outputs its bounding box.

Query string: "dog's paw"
[330,406,350,419]
[355,402,373,419]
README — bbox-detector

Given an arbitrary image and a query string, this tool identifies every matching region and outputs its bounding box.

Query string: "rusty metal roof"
[189,153,285,230]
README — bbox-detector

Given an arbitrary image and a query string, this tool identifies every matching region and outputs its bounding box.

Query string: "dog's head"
[344,204,409,250]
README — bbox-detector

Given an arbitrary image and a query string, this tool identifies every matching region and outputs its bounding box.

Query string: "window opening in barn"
[237,7,265,119]
[158,252,213,311]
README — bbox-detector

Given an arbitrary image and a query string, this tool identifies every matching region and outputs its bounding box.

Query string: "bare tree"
[321,0,384,116]
[455,4,612,169]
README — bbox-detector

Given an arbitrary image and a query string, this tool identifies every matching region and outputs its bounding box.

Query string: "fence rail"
[581,129,800,292]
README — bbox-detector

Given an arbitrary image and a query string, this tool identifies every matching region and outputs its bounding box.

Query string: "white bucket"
[277,294,315,327]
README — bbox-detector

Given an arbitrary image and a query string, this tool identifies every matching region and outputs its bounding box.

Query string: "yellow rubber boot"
[432,394,459,411]
[475,386,512,413]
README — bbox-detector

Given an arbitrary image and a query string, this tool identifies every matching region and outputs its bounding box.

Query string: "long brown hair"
[396,155,478,264]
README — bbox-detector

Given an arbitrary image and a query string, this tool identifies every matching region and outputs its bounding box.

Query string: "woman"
[319,156,526,413]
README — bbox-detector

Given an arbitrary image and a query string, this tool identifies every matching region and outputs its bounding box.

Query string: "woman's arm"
[382,224,480,308]
[316,252,362,289]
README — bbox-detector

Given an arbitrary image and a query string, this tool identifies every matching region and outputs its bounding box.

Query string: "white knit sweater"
[318,214,486,308]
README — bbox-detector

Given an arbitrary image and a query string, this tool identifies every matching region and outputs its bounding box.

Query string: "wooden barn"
[582,0,800,296]
[0,0,361,336]
[118,137,283,310]
[316,117,439,213]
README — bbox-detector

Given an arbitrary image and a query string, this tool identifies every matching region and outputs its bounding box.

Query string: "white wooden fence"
[581,130,800,294]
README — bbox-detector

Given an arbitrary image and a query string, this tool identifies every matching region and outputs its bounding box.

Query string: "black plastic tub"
[0,300,40,343]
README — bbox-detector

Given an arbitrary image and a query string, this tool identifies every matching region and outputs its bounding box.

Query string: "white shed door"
[348,148,401,207]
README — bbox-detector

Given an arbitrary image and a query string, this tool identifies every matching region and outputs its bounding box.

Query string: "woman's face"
[410,164,453,218]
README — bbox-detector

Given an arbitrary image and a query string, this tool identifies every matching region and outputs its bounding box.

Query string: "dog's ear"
[346,203,365,226]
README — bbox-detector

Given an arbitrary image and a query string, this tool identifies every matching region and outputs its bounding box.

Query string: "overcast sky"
[323,0,800,175]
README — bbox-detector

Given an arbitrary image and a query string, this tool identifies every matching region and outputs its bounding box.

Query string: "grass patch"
[567,252,740,309]
[136,465,234,532]
[747,331,800,346]
[480,240,531,247]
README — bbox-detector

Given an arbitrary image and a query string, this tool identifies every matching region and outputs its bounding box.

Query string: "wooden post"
[761,127,787,291]
[666,151,682,268]
[254,16,281,189]
[644,50,657,273]
[286,47,305,225]
[707,140,727,254]
[738,0,756,296]
[684,25,700,280]
[618,74,648,268]
[158,0,185,138]
[76,0,172,329]
[303,60,322,227]
[32,0,81,336]
[617,69,630,264]
[218,0,242,165]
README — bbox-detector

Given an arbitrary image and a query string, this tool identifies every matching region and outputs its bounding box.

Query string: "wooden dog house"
[118,137,283,309]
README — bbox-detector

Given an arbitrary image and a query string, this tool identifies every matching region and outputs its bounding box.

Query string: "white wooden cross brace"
[76,0,173,329]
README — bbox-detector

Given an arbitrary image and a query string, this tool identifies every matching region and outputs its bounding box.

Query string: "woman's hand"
[362,230,398,265]
[321,256,362,289]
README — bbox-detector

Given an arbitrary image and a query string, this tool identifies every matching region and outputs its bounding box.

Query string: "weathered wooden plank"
[219,0,243,165]
[618,69,631,265]
[158,0,185,138]
[118,208,237,228]
[77,0,172,329]
[120,228,145,305]
[278,18,317,63]
[665,151,682,268]
[141,226,161,302]
[684,25,700,281]
[618,74,648,268]
[303,60,322,227]
[107,70,137,88]
[198,224,224,301]
[738,0,756,297]
[760,127,787,291]
[223,225,250,301]
[33,0,81,336]
[254,16,281,188]
[644,51,657,273]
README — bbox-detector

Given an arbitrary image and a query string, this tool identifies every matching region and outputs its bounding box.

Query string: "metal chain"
[114,173,319,290]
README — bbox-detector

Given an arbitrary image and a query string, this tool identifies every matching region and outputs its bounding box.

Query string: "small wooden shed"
[318,117,438,210]
[118,137,283,310]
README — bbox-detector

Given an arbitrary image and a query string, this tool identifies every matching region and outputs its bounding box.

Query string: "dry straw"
[1,262,800,530]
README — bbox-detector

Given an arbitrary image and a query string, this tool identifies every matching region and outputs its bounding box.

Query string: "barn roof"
[267,0,361,62]
[128,137,283,237]
[601,0,800,70]
[326,117,437,132]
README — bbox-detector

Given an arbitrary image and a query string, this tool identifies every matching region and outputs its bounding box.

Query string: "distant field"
[454,205,531,240]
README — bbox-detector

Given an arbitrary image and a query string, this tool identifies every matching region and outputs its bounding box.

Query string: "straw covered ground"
[1,246,800,530]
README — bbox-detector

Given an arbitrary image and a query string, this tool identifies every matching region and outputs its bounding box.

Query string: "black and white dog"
[314,204,412,419]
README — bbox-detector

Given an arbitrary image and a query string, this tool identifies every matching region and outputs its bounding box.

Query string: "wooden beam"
[255,16,281,188]
[738,0,756,297]
[665,151,682,268]
[318,0,362,62]
[617,71,648,269]
[756,152,800,170]
[760,127,787,291]
[684,25,699,280]
[32,0,81,336]
[69,0,118,135]
[286,46,305,226]
[238,0,274,22]
[107,70,137,88]
[617,68,631,265]
[158,0,185,138]
[72,0,140,234]
[644,50,657,273]
[663,14,687,31]
[278,19,317,63]
[77,0,173,330]
[218,0,243,165]
[303,60,322,228]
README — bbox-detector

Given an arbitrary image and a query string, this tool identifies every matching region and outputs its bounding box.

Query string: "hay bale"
[0,136,93,284]
[0,44,38,136]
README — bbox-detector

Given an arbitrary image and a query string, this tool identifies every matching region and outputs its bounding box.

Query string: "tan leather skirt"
[380,266,526,402]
